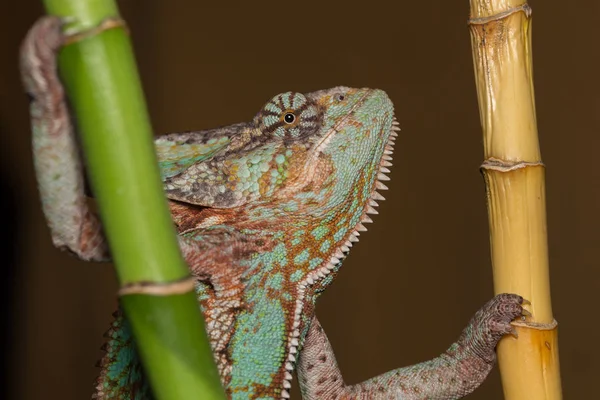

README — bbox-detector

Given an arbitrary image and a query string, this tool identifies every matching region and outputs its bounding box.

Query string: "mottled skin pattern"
[21,17,527,400]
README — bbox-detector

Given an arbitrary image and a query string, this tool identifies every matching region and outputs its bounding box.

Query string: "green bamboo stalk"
[40,0,225,398]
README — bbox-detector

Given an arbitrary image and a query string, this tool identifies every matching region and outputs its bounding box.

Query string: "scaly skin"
[21,17,527,400]
[297,294,526,399]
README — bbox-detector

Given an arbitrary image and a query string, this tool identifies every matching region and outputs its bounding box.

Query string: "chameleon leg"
[20,16,110,261]
[298,294,526,400]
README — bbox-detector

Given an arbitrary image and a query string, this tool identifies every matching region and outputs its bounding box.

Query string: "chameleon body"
[21,17,526,400]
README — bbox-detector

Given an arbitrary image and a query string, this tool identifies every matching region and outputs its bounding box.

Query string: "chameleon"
[21,16,528,400]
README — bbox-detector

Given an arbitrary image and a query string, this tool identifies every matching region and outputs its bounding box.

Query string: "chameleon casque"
[21,16,527,400]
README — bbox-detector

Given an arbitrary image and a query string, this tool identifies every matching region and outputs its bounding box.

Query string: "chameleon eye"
[255,92,323,138]
[284,113,295,124]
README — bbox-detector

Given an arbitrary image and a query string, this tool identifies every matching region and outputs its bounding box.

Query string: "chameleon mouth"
[279,116,400,399]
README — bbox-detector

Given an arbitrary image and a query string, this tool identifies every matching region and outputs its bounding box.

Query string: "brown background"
[0,0,597,399]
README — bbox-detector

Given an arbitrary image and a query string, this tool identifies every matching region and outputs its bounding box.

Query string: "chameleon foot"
[461,293,527,363]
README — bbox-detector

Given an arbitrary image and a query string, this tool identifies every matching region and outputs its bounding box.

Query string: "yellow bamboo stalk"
[467,1,563,399]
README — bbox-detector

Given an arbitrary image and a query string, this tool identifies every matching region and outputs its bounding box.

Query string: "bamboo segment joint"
[63,17,128,46]
[481,157,544,172]
[468,3,532,25]
[118,275,197,296]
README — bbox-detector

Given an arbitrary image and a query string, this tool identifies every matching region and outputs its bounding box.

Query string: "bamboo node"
[511,318,558,331]
[118,275,196,296]
[481,157,544,172]
[63,17,129,46]
[468,3,532,25]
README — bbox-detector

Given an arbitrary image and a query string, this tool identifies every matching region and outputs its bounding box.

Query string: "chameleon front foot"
[461,293,528,363]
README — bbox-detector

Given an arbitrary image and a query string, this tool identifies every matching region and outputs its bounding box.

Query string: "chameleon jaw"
[279,117,400,399]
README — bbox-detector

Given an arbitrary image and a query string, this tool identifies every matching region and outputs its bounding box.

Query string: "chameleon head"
[159,87,397,212]
[287,87,397,212]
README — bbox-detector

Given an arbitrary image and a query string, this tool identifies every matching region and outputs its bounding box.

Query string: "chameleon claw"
[521,309,532,317]
[509,327,519,338]
[521,298,531,306]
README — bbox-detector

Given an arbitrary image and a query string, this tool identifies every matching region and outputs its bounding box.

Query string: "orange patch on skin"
[316,88,359,106]
[356,172,369,204]
[169,201,206,233]
[228,162,240,182]
[311,153,335,190]
[271,146,308,200]
[258,156,280,198]
[346,119,365,132]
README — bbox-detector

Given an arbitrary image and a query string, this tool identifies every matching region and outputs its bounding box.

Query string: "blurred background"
[1,0,597,398]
